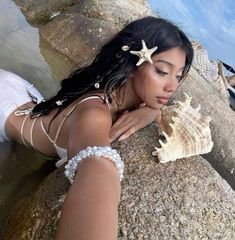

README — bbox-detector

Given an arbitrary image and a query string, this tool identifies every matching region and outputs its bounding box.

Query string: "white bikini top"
[19,94,111,168]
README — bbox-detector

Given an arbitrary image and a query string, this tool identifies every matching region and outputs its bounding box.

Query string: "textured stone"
[39,13,117,67]
[16,0,152,66]
[191,40,229,105]
[2,125,235,239]
[72,0,152,28]
[15,0,151,26]
[2,166,69,240]
[15,0,80,25]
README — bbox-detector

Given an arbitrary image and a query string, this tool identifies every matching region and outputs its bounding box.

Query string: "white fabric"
[0,69,44,142]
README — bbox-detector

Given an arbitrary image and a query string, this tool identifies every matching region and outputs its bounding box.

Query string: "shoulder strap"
[30,117,37,147]
[40,95,110,144]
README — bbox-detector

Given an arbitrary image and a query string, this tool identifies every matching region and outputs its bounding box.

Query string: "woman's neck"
[109,79,142,114]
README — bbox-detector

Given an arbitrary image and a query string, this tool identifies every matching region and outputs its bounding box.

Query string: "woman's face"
[131,46,186,110]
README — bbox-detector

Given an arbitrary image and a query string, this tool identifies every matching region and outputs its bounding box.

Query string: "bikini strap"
[20,114,30,148]
[40,95,110,144]
[30,117,37,148]
[14,88,43,149]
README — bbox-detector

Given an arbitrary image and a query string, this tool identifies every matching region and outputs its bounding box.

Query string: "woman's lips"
[157,96,169,105]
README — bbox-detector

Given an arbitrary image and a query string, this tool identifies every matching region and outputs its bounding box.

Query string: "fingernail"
[118,135,125,141]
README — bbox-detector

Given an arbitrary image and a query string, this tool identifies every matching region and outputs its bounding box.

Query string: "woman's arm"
[109,105,161,142]
[56,103,121,240]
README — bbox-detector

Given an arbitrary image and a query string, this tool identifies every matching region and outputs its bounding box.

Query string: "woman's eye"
[155,69,168,76]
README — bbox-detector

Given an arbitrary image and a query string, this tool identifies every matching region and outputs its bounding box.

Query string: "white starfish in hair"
[130,40,158,66]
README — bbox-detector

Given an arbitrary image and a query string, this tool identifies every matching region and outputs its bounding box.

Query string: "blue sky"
[149,0,235,68]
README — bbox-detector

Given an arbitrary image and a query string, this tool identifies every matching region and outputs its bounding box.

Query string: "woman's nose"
[164,76,178,93]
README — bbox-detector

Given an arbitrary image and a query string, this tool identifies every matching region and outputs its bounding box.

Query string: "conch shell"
[152,93,213,163]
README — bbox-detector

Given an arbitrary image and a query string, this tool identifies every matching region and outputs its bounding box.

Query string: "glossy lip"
[157,96,170,99]
[156,96,170,105]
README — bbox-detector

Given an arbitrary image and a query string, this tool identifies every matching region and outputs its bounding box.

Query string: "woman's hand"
[109,105,161,142]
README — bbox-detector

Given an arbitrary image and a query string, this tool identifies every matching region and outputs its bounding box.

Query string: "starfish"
[130,40,158,66]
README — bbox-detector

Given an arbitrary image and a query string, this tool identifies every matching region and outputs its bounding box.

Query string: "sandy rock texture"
[2,125,235,239]
[15,0,152,66]
[39,13,116,66]
[15,0,80,25]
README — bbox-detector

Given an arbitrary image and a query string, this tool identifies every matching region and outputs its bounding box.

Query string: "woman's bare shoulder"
[65,98,112,157]
[69,97,112,123]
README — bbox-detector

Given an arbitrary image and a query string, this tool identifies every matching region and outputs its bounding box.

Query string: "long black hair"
[31,16,193,118]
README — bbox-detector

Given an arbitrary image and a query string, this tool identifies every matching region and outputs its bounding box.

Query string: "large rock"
[15,0,151,26]
[39,13,117,67]
[14,0,153,69]
[2,125,235,239]
[72,0,151,28]
[15,0,80,25]
[171,66,235,189]
[39,0,152,66]
[191,41,229,105]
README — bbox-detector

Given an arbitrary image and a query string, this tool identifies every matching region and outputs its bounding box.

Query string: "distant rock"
[191,41,229,105]
[2,125,235,239]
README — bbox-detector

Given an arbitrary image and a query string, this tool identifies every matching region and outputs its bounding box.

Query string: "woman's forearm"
[56,157,121,240]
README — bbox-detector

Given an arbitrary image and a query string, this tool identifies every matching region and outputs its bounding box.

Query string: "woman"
[1,16,193,239]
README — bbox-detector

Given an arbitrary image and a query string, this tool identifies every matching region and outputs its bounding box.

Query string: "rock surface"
[171,67,235,189]
[191,41,229,105]
[40,13,117,66]
[15,0,152,66]
[15,0,80,25]
[15,0,151,26]
[72,0,151,28]
[2,125,235,239]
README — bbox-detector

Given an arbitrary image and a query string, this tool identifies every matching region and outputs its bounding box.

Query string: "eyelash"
[155,68,168,76]
[155,68,182,81]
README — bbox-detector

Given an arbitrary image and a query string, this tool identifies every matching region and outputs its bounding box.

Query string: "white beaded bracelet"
[64,146,124,183]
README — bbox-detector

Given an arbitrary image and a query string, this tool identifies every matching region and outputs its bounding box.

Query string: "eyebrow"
[154,60,185,70]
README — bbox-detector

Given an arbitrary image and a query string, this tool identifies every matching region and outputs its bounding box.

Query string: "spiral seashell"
[152,93,213,163]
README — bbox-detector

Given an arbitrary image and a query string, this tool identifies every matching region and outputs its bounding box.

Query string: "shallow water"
[0,0,76,235]
[0,143,56,234]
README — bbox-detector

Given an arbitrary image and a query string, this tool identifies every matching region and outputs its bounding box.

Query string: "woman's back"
[5,93,112,158]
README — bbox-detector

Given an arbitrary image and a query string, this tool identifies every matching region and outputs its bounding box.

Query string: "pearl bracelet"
[64,146,124,183]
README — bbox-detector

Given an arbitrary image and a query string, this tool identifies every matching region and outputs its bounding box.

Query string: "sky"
[149,0,235,69]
